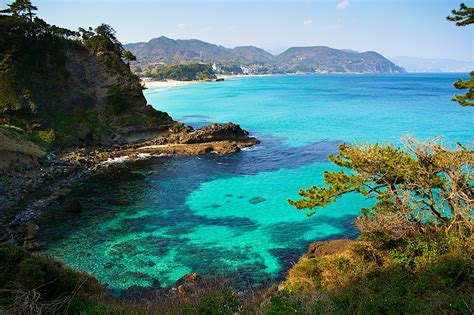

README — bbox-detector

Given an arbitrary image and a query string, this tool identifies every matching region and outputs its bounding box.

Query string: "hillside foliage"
[279,138,473,314]
[143,63,217,81]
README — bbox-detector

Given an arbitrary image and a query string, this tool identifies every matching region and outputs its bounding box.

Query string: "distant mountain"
[276,47,404,73]
[125,37,405,74]
[230,46,274,64]
[391,56,473,73]
[124,36,272,65]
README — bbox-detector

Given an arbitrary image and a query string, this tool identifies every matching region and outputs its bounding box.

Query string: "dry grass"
[0,126,44,157]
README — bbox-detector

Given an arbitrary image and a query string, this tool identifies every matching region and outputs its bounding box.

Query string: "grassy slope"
[265,231,473,314]
[1,229,472,314]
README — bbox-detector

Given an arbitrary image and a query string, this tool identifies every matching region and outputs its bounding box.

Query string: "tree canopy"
[0,0,37,21]
[289,138,473,235]
[448,3,474,106]
[1,1,136,66]
[447,3,474,26]
[143,63,217,81]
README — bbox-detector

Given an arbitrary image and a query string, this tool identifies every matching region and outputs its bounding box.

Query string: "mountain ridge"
[124,36,405,74]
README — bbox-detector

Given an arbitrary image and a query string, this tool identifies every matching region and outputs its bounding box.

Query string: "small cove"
[38,74,473,293]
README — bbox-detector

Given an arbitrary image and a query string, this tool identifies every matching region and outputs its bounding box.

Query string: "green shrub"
[32,128,56,147]
[264,293,302,314]
[195,289,241,315]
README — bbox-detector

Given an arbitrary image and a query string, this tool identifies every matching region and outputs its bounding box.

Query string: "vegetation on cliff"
[0,0,174,148]
[142,63,217,81]
[447,3,474,106]
[0,243,138,314]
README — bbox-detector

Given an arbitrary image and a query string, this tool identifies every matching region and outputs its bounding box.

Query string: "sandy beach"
[143,80,201,89]
[142,74,273,89]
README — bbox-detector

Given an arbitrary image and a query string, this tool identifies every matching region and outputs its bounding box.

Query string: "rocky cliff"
[0,14,176,149]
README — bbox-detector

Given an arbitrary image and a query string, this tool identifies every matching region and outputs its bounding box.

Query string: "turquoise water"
[39,74,473,295]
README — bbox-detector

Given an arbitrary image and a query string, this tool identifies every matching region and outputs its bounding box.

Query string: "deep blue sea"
[38,74,474,293]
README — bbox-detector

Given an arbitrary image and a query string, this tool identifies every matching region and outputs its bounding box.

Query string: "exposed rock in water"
[134,122,260,155]
[64,199,82,213]
[152,122,254,145]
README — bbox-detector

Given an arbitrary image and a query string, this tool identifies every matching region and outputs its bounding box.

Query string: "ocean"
[38,73,474,293]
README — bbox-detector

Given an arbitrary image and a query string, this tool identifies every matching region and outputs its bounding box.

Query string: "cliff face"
[58,48,175,145]
[0,15,175,148]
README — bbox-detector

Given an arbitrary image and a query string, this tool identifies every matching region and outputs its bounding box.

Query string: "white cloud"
[337,0,350,10]
[177,23,192,30]
[199,26,212,33]
[303,19,313,26]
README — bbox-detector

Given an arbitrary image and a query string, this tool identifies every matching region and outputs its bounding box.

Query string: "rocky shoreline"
[0,122,259,247]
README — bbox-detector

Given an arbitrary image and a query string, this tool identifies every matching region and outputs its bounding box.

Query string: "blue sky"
[2,0,473,60]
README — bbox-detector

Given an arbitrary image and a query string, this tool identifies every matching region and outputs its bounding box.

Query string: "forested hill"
[124,37,274,65]
[0,6,175,148]
[276,46,404,73]
[124,36,405,74]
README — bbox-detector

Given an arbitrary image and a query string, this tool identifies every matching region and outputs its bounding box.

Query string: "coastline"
[142,74,273,90]
[0,123,259,245]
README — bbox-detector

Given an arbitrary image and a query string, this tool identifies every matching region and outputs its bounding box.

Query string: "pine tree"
[447,3,473,106]
[0,0,37,21]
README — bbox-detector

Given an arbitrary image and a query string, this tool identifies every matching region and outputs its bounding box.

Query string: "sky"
[1,0,473,61]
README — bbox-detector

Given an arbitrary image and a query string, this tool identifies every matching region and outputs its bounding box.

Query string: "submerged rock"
[208,204,221,208]
[120,278,162,302]
[64,199,82,213]
[107,198,130,206]
[249,197,266,204]
[103,262,114,269]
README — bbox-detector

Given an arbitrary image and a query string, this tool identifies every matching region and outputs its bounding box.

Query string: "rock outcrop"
[160,123,253,144]
[134,122,259,155]
[303,239,356,259]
